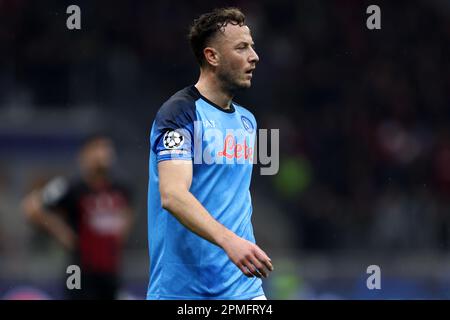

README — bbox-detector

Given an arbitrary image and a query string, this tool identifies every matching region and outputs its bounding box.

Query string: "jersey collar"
[191,85,236,114]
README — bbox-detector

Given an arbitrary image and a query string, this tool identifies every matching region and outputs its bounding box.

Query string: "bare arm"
[158,160,273,278]
[118,207,134,244]
[21,190,77,251]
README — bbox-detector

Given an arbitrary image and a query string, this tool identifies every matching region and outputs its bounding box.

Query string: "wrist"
[215,228,235,249]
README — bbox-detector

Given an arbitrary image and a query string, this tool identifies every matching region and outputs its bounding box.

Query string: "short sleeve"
[41,176,72,212]
[151,97,197,162]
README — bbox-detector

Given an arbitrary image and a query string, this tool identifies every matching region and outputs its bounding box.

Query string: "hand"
[221,234,274,278]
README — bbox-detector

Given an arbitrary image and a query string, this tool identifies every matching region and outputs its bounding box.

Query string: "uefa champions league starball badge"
[163,130,184,149]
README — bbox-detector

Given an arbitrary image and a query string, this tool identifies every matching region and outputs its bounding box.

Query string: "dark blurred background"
[1,0,450,299]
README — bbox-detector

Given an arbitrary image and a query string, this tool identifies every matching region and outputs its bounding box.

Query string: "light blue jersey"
[147,85,264,300]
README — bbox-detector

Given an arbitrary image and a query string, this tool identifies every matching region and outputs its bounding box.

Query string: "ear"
[203,47,220,67]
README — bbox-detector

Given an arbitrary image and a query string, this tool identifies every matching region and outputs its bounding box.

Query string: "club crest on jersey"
[163,130,184,149]
[241,116,254,133]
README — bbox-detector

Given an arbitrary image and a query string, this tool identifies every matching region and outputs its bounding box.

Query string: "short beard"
[88,165,109,179]
[217,68,248,95]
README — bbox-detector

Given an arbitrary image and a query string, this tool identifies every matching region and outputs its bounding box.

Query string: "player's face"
[214,24,259,91]
[80,138,115,174]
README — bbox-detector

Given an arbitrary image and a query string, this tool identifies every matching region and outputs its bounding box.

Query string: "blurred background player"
[22,134,134,300]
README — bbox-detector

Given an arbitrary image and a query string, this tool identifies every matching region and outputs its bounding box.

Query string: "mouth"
[245,68,255,79]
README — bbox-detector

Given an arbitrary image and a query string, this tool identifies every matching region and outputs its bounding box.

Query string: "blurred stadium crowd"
[1,0,450,298]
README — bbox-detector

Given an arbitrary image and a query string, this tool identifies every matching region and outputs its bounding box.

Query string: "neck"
[195,69,234,110]
[84,169,108,187]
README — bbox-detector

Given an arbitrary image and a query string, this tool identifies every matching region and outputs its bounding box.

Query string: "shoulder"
[41,176,81,207]
[233,102,257,124]
[109,178,130,193]
[110,179,133,200]
[155,86,199,124]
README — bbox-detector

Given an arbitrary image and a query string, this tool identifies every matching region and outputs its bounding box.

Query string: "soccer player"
[22,134,134,300]
[147,7,273,300]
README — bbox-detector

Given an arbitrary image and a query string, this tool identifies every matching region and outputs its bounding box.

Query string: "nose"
[249,47,259,64]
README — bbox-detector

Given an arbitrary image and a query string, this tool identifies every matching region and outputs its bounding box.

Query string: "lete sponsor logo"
[218,134,253,160]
